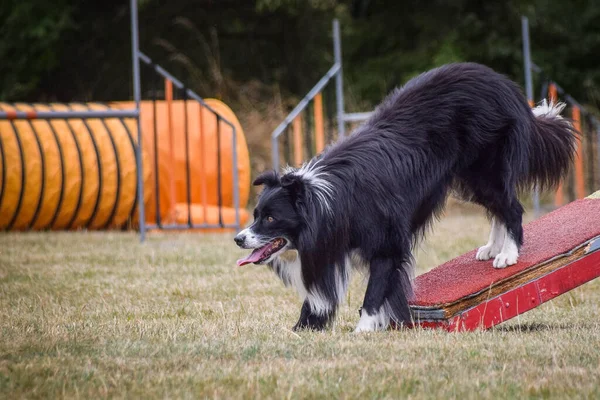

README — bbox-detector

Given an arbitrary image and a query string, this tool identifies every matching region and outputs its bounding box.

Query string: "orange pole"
[199,108,208,224]
[165,79,176,214]
[548,83,558,102]
[572,106,585,199]
[293,115,303,167]
[314,93,325,153]
[549,83,564,207]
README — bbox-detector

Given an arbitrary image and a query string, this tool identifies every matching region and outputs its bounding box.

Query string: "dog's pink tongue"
[236,244,271,266]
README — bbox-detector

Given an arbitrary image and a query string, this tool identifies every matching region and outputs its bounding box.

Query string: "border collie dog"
[234,62,576,332]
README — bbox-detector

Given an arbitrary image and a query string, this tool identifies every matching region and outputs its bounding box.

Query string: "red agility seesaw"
[409,191,600,332]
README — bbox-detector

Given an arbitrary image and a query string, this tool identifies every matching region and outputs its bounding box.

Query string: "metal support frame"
[0,0,241,241]
[271,19,377,171]
[270,20,343,171]
[138,52,240,235]
[139,48,241,230]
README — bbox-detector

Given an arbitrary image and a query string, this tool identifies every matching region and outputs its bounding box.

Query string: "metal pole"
[271,64,340,141]
[272,136,280,172]
[522,16,540,217]
[131,0,146,241]
[522,17,534,104]
[343,112,373,123]
[333,19,345,139]
[231,125,240,230]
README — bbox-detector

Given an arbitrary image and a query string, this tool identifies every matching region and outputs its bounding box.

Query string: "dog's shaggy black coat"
[240,62,576,331]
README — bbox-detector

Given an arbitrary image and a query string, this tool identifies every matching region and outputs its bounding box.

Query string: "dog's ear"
[280,173,305,199]
[253,170,279,187]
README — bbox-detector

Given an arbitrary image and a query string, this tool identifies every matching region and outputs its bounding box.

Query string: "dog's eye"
[266,216,274,223]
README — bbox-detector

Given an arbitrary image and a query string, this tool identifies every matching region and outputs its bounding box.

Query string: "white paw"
[354,310,389,333]
[476,244,501,261]
[354,322,377,333]
[493,252,518,268]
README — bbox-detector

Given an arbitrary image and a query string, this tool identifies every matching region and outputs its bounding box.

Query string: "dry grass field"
[2,204,600,399]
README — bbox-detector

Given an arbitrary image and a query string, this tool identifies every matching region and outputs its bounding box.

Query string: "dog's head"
[234,170,306,266]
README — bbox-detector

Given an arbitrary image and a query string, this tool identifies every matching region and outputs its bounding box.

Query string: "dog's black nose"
[234,234,244,246]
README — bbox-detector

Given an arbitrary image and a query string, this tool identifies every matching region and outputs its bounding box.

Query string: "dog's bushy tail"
[526,99,577,191]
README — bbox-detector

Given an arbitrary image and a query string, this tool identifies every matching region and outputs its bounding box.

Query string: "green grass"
[2,206,600,399]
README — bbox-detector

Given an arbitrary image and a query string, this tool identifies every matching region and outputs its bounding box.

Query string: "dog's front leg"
[293,299,335,331]
[355,255,413,332]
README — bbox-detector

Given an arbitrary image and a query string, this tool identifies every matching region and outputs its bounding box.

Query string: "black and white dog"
[234,62,576,332]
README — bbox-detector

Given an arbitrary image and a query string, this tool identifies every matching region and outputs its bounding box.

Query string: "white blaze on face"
[237,226,263,247]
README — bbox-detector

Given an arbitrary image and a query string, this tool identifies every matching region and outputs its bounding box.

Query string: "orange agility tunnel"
[0,100,250,231]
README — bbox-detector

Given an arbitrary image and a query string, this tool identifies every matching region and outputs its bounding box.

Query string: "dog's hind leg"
[470,185,524,268]
[355,255,413,332]
[459,159,524,269]
[490,197,523,268]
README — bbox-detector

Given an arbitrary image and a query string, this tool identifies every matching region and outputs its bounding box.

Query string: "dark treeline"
[2,0,600,111]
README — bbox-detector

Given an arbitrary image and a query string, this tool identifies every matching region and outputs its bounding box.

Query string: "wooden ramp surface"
[409,192,600,331]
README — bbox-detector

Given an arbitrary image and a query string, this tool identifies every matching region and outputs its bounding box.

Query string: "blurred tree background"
[1,0,599,160]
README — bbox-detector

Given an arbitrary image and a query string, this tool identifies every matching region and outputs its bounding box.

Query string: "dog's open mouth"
[237,238,287,266]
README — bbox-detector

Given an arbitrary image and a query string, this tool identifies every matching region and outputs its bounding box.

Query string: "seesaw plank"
[408,192,600,331]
